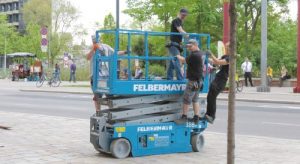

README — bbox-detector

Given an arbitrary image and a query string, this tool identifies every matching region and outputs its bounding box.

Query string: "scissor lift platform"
[90,94,207,158]
[90,29,209,158]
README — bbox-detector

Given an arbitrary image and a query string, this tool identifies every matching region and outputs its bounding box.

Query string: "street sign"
[40,27,48,35]
[41,38,48,46]
[40,27,48,53]
[41,46,48,52]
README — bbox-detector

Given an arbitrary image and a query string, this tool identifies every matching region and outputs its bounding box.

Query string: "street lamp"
[4,31,7,71]
[116,0,119,50]
[257,0,270,92]
[1,24,7,72]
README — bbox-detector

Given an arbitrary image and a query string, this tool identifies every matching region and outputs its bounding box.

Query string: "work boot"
[193,115,200,124]
[180,114,188,121]
[205,114,215,124]
[181,114,187,120]
[175,114,188,124]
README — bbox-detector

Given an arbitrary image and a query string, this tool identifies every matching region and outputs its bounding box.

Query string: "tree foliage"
[124,0,296,76]
[21,0,79,66]
[22,0,51,27]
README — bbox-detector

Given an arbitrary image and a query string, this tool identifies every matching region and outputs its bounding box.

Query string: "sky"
[70,0,298,44]
[71,0,131,44]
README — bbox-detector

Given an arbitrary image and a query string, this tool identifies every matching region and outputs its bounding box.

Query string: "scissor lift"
[90,29,211,158]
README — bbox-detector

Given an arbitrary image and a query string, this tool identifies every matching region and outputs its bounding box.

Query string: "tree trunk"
[228,0,237,164]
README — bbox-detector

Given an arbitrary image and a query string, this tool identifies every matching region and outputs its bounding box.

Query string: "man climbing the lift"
[205,43,230,124]
[86,35,128,116]
[177,39,203,124]
[167,8,189,80]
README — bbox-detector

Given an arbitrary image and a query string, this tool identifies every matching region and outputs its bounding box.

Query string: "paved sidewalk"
[0,111,299,164]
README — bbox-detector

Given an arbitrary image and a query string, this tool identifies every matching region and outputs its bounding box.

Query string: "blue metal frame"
[92,29,211,95]
[112,121,207,157]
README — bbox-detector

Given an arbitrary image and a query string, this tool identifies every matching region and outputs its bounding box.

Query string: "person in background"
[279,65,290,87]
[205,43,230,124]
[267,65,273,86]
[86,35,128,116]
[176,39,203,124]
[69,61,76,83]
[134,66,143,79]
[54,63,61,82]
[166,8,189,80]
[241,57,254,87]
[33,58,42,80]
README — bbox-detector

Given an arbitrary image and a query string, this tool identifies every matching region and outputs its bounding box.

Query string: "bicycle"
[36,72,61,88]
[235,74,243,92]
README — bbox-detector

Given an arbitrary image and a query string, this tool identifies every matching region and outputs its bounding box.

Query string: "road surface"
[1,87,299,140]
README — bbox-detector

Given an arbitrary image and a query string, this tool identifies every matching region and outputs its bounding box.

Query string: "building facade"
[0,0,27,32]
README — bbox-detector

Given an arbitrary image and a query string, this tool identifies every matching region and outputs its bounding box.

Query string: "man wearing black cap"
[177,39,203,124]
[167,8,189,80]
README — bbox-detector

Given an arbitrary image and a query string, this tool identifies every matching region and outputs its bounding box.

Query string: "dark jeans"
[244,72,253,87]
[69,71,76,82]
[167,43,183,80]
[206,79,227,119]
[54,72,61,82]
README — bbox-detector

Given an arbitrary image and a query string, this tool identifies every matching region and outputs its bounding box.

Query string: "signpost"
[40,26,48,53]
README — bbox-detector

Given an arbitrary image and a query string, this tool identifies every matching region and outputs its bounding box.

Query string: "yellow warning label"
[115,127,126,133]
[148,136,155,141]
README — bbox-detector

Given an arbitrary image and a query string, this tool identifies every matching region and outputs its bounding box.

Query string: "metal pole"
[223,0,230,44]
[116,0,120,51]
[257,0,270,92]
[48,0,53,68]
[294,0,300,93]
[4,32,7,70]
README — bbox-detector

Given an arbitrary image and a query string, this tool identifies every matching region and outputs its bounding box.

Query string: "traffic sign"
[41,38,48,46]
[40,27,48,35]
[41,46,48,52]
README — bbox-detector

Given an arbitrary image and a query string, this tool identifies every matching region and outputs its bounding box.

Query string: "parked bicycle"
[36,72,61,87]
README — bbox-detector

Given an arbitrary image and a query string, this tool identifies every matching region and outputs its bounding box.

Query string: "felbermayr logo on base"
[133,84,186,92]
[137,125,173,132]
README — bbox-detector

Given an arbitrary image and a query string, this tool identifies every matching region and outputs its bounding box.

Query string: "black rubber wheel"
[36,79,44,88]
[110,138,131,159]
[191,134,204,152]
[236,80,243,92]
[51,79,61,87]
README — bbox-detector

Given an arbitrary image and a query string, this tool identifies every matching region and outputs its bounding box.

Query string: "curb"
[199,95,300,105]
[19,89,92,95]
[20,89,300,105]
[218,97,300,105]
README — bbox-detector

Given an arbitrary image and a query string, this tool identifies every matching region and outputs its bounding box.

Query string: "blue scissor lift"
[90,29,211,158]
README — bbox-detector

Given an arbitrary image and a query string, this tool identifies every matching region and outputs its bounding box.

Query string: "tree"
[22,0,52,27]
[228,0,237,163]
[101,13,116,48]
[22,0,79,66]
[52,0,78,34]
[236,0,290,69]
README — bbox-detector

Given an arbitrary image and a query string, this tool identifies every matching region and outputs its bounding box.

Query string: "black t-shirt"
[215,55,230,82]
[170,18,183,44]
[186,50,203,81]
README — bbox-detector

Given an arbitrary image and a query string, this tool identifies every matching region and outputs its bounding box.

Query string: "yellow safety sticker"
[148,136,155,141]
[115,127,126,133]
